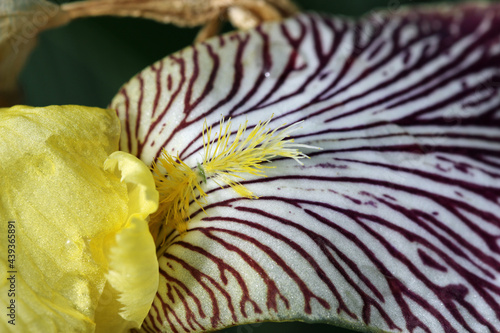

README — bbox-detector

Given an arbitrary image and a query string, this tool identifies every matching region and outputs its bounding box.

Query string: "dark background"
[19,1,483,332]
[21,0,469,108]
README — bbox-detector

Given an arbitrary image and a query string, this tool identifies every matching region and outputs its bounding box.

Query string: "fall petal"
[111,4,500,333]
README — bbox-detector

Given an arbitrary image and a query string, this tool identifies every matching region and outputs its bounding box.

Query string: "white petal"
[111,4,500,333]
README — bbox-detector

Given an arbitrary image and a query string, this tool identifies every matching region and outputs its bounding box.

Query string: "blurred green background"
[18,0,483,332]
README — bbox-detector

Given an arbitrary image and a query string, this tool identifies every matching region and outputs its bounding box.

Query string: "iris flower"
[2,2,500,333]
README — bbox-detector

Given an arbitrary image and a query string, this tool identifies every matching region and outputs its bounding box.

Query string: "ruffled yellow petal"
[0,105,159,332]
[104,151,159,222]
[96,152,159,332]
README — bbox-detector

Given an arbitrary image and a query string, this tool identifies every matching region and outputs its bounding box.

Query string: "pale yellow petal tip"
[98,151,160,331]
[104,151,160,222]
[107,217,159,325]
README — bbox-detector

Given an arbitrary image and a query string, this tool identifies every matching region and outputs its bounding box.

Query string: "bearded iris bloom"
[2,2,500,333]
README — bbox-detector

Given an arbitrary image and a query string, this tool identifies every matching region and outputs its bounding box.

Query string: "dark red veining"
[116,6,500,332]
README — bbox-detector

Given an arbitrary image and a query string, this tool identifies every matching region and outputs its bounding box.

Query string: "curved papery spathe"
[111,3,500,333]
[0,106,159,333]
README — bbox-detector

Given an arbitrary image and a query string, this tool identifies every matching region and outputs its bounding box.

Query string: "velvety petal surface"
[110,4,500,333]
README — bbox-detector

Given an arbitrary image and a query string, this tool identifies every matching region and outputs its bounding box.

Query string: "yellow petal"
[0,105,159,332]
[96,152,159,332]
[104,151,159,222]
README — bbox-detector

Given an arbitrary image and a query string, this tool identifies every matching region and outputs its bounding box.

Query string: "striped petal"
[110,3,500,333]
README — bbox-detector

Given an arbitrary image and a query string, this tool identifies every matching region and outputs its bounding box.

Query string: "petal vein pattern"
[110,4,500,333]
